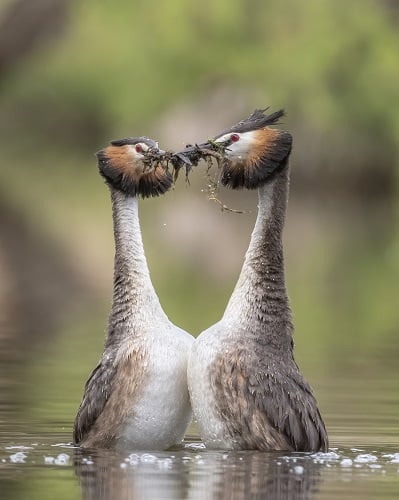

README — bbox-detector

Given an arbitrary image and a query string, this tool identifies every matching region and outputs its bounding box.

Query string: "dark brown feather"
[210,342,328,452]
[73,347,148,448]
[218,108,286,136]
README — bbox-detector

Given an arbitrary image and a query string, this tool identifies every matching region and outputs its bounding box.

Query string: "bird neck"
[106,189,166,343]
[223,163,293,350]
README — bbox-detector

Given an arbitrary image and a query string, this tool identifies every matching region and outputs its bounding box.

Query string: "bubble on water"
[126,453,140,465]
[54,453,70,466]
[340,458,353,467]
[310,451,340,464]
[312,451,340,460]
[382,453,399,463]
[44,456,55,464]
[354,454,378,463]
[9,452,27,463]
[293,465,304,474]
[120,462,128,469]
[140,454,157,464]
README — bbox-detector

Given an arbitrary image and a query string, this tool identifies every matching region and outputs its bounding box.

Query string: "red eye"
[135,144,143,153]
[230,133,240,142]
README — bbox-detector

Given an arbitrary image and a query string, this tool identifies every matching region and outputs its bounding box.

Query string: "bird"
[73,136,194,451]
[177,109,329,452]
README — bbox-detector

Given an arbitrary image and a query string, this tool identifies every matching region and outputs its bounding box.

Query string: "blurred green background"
[0,0,398,445]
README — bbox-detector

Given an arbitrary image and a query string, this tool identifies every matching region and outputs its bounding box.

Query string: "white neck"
[223,182,276,322]
[221,166,292,349]
[108,190,167,328]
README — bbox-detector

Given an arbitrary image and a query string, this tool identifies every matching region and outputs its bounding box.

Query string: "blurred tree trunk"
[0,0,72,78]
[0,0,91,348]
[0,198,89,340]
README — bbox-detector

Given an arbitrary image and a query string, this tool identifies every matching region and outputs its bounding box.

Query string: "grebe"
[180,110,328,451]
[73,137,194,450]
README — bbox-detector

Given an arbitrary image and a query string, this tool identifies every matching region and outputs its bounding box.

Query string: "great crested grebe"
[73,137,194,450]
[178,110,328,452]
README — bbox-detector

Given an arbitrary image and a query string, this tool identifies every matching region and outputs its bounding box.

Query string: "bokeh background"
[1,0,398,459]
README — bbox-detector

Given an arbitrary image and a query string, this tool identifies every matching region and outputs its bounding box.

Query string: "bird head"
[175,109,293,189]
[96,137,173,198]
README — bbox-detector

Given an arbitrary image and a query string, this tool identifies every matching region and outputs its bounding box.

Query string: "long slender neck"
[223,163,293,351]
[106,189,166,344]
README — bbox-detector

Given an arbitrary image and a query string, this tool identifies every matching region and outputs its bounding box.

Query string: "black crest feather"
[110,136,158,149]
[217,108,285,137]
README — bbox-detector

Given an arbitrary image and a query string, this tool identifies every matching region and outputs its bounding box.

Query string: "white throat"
[216,130,256,159]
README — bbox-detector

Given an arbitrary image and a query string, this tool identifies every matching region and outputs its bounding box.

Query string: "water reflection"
[188,451,322,500]
[74,448,190,500]
[74,447,323,500]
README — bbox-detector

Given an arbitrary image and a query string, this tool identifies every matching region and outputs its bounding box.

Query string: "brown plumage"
[97,137,173,198]
[73,345,147,448]
[210,340,328,452]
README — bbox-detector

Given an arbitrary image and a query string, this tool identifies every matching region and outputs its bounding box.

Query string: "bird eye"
[135,144,143,153]
[230,134,240,142]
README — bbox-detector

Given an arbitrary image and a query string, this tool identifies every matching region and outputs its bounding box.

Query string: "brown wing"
[73,359,117,445]
[73,346,148,448]
[210,347,328,452]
